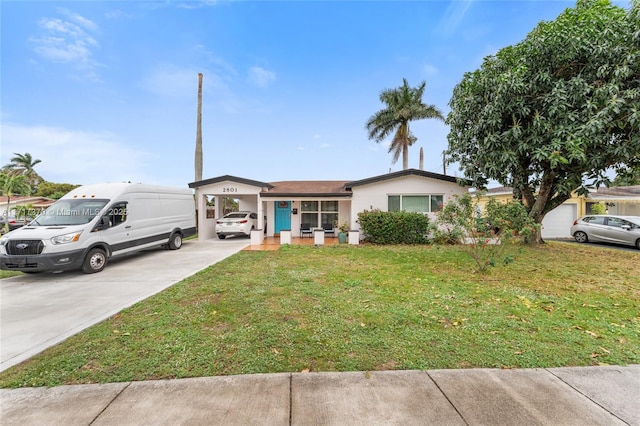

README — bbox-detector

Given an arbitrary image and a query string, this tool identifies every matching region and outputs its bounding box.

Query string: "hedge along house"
[189,169,470,241]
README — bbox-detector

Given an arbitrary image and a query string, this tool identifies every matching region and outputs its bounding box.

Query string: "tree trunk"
[522,170,571,244]
[402,146,409,170]
[195,73,203,182]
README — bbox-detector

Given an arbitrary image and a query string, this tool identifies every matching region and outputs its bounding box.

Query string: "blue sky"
[0,0,613,188]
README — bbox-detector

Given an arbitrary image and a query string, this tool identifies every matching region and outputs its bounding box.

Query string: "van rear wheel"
[82,248,107,274]
[168,233,183,250]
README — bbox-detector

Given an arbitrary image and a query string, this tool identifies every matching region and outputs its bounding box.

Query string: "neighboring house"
[189,169,470,241]
[587,185,640,216]
[0,195,55,217]
[478,185,640,239]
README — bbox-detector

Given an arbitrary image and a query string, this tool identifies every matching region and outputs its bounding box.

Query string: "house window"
[300,200,339,227]
[301,201,319,227]
[388,195,443,213]
[321,201,338,228]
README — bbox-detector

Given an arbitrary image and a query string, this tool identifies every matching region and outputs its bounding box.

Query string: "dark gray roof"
[188,175,273,189]
[594,185,640,196]
[191,169,470,196]
[345,168,469,189]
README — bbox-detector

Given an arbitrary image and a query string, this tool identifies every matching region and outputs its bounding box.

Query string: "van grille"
[6,240,45,255]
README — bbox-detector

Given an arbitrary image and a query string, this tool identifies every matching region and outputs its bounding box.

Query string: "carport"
[189,176,273,241]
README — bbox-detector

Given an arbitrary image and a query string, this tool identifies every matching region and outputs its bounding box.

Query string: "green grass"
[0,270,22,279]
[1,242,638,388]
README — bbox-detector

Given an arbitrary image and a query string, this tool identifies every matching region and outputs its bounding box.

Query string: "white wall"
[194,180,264,240]
[611,202,640,216]
[350,175,469,230]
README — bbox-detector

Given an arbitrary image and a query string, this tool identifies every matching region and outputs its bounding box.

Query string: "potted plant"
[337,221,350,243]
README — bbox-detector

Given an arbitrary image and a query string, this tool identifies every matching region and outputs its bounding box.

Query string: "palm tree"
[7,152,43,193]
[0,172,31,233]
[366,78,444,170]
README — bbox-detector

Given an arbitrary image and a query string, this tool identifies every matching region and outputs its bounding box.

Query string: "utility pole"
[195,73,203,182]
[419,147,424,170]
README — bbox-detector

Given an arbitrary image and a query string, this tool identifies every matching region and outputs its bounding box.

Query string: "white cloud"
[176,0,219,9]
[248,66,276,88]
[139,65,245,114]
[436,0,474,36]
[140,67,206,99]
[29,11,101,75]
[0,122,151,185]
[423,64,439,77]
[67,11,99,32]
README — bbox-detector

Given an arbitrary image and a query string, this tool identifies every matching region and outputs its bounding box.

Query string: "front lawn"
[1,242,638,388]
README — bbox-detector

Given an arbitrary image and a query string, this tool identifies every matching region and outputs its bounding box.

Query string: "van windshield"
[31,199,109,226]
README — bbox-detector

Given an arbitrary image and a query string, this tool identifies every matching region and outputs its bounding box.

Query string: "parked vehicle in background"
[0,183,197,274]
[571,215,640,249]
[0,216,32,234]
[215,211,257,239]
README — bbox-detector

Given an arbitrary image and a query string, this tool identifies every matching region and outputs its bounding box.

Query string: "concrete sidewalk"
[2,365,638,425]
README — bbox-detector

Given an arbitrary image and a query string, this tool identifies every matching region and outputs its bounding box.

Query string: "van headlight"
[51,232,82,245]
[0,235,8,246]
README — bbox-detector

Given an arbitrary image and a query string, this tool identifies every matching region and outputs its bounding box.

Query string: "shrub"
[434,193,539,272]
[590,203,607,215]
[357,210,431,244]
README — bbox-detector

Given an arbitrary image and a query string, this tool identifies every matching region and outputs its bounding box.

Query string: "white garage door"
[542,204,577,239]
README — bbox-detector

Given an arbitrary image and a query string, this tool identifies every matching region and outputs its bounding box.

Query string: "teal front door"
[274,201,291,234]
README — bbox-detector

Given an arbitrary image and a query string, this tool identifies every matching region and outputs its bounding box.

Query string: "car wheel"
[82,248,107,274]
[218,234,226,240]
[574,231,588,244]
[168,232,183,250]
[636,239,640,250]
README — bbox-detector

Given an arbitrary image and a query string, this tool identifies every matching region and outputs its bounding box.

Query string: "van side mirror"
[94,216,111,231]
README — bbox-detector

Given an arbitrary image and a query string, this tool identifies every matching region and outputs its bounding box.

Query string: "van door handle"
[125,226,131,229]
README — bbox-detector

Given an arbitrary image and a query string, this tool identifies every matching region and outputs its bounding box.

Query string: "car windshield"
[225,213,247,219]
[31,199,109,226]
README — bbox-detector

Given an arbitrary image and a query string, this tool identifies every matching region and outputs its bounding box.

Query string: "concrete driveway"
[0,239,248,372]
[552,238,640,252]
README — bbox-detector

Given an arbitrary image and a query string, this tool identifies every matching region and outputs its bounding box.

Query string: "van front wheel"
[168,233,183,250]
[82,248,107,274]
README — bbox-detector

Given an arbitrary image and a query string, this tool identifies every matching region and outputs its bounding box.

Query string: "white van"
[0,183,196,274]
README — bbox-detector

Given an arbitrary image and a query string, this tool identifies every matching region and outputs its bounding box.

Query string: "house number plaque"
[222,187,238,193]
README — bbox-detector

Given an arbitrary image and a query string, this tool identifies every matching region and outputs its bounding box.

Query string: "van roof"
[63,183,193,200]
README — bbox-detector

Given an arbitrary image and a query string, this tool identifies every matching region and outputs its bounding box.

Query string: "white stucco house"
[189,169,470,241]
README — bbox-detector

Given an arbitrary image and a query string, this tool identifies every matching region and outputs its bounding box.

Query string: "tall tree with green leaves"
[366,78,444,170]
[0,172,31,232]
[612,164,640,186]
[5,152,43,194]
[36,182,80,199]
[446,0,640,243]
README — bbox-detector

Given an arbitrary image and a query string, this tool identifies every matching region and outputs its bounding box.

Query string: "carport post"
[250,229,264,246]
[196,191,208,241]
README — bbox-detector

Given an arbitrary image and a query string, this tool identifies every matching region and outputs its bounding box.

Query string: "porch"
[243,235,342,251]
